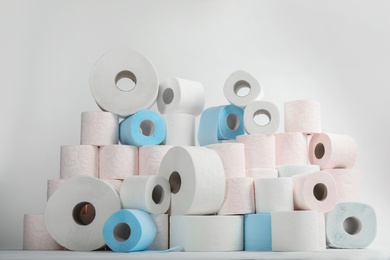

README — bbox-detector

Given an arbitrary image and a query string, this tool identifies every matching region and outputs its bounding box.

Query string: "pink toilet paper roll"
[23,214,63,250]
[292,171,337,213]
[237,134,275,169]
[207,143,246,178]
[139,145,173,176]
[323,169,360,202]
[60,145,98,179]
[80,111,118,146]
[309,133,357,169]
[284,99,321,134]
[275,132,308,166]
[99,145,138,179]
[47,179,65,200]
[218,177,255,215]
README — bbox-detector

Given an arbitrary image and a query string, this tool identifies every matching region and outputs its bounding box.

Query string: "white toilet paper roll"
[170,215,243,251]
[139,145,173,176]
[275,132,308,166]
[90,48,159,117]
[60,145,98,179]
[158,146,225,215]
[284,100,321,134]
[244,101,280,134]
[44,176,121,251]
[157,77,205,115]
[23,214,63,250]
[323,169,360,202]
[162,114,195,146]
[309,133,357,169]
[147,214,169,250]
[206,143,246,178]
[218,177,255,215]
[120,175,171,214]
[101,179,123,194]
[80,111,118,145]
[224,70,263,107]
[272,210,323,252]
[246,168,278,179]
[99,145,138,179]
[237,134,275,169]
[292,171,338,213]
[277,164,320,177]
[255,177,294,213]
[325,202,377,249]
[318,213,326,251]
[47,179,65,200]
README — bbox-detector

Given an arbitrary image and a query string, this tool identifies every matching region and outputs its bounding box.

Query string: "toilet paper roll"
[246,168,278,178]
[119,110,166,146]
[47,179,65,200]
[244,100,280,134]
[99,145,138,179]
[284,100,321,134]
[244,214,272,251]
[223,70,264,108]
[80,111,119,145]
[139,145,173,176]
[60,145,98,179]
[157,77,205,115]
[158,146,225,215]
[275,132,308,166]
[147,214,168,250]
[162,114,195,146]
[120,175,171,214]
[292,171,337,213]
[101,179,123,194]
[318,213,326,250]
[325,202,376,249]
[206,143,246,178]
[218,177,255,215]
[90,48,159,117]
[170,215,243,251]
[103,209,156,252]
[272,210,322,252]
[323,169,360,202]
[198,105,244,146]
[255,177,294,213]
[23,214,63,250]
[309,133,357,169]
[277,164,320,177]
[237,134,275,169]
[44,176,121,251]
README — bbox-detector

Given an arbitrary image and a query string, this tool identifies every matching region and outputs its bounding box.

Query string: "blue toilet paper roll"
[198,105,244,146]
[119,110,165,146]
[244,214,272,251]
[103,209,157,252]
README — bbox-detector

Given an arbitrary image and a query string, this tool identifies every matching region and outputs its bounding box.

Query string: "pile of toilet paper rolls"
[23,47,376,253]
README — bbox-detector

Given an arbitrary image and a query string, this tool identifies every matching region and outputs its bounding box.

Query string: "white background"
[1,0,389,250]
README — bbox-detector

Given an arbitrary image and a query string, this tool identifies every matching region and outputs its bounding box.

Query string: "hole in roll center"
[315,143,325,159]
[115,70,137,92]
[152,184,164,205]
[234,80,251,97]
[169,171,181,194]
[313,183,328,201]
[163,88,174,105]
[72,202,96,226]
[113,222,131,242]
[343,217,362,235]
[140,120,155,136]
[226,113,240,131]
[253,109,271,126]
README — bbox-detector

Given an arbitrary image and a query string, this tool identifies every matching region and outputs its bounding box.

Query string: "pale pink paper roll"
[275,132,308,166]
[237,134,275,169]
[139,145,173,176]
[47,179,65,200]
[147,214,169,250]
[101,179,123,193]
[217,177,255,215]
[207,143,246,178]
[80,111,118,145]
[284,99,321,134]
[309,133,357,169]
[99,145,138,179]
[23,214,63,250]
[292,171,337,213]
[60,145,98,179]
[246,168,278,178]
[323,169,360,202]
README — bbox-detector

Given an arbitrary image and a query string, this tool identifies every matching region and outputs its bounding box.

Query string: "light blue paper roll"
[103,209,157,252]
[198,105,244,146]
[244,214,272,251]
[119,110,165,146]
[325,202,376,249]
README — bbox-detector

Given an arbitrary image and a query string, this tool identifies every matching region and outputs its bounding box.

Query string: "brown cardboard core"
[315,143,325,159]
[313,183,328,201]
[169,171,181,194]
[72,202,96,226]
